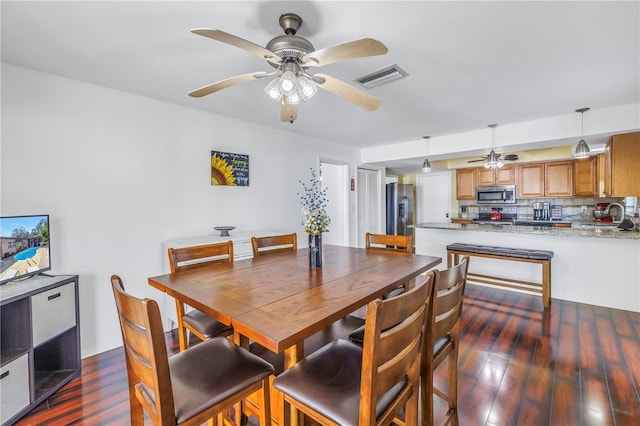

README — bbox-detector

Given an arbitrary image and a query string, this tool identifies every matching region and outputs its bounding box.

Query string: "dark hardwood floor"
[14,284,640,425]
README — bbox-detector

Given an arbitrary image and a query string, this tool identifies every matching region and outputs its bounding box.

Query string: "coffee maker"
[533,202,550,221]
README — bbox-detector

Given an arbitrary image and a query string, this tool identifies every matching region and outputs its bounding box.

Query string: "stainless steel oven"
[476,185,516,204]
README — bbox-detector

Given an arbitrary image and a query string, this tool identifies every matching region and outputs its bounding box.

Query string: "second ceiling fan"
[467,153,519,164]
[189,13,388,123]
[467,124,519,167]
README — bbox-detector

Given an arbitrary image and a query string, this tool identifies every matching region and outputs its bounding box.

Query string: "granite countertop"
[416,222,640,240]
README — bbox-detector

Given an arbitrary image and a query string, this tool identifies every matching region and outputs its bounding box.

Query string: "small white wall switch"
[581,206,587,213]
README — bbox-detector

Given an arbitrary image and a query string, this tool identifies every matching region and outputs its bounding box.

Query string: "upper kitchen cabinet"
[545,160,573,197]
[476,165,515,186]
[603,132,640,197]
[456,168,476,200]
[516,161,573,198]
[573,156,598,197]
[516,163,545,198]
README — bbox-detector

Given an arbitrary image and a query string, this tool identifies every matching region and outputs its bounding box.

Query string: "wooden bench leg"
[542,260,551,309]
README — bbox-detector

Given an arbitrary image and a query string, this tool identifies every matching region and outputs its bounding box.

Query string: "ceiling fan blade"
[189,72,267,98]
[280,100,297,123]
[502,154,519,161]
[191,29,281,65]
[302,38,388,67]
[313,73,381,111]
[467,159,487,163]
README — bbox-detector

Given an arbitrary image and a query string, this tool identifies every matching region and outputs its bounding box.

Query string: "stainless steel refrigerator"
[386,183,414,236]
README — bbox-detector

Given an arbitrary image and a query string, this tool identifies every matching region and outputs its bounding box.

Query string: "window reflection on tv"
[0,215,51,285]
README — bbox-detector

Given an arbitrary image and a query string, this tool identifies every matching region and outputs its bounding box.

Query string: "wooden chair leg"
[129,390,145,426]
[258,378,272,426]
[446,325,461,425]
[405,385,419,426]
[421,362,435,426]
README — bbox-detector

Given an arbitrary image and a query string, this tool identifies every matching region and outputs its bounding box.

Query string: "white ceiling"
[2,1,638,172]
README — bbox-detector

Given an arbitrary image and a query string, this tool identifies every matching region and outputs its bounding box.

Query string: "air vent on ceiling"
[355,64,408,89]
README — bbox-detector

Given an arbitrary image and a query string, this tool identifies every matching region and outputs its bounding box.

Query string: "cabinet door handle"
[47,292,61,301]
[0,370,9,380]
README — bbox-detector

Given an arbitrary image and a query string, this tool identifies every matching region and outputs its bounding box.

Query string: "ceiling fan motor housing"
[265,13,315,69]
[265,35,315,68]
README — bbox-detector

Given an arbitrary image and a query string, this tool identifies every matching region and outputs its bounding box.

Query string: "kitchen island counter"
[415,222,640,240]
[415,224,640,312]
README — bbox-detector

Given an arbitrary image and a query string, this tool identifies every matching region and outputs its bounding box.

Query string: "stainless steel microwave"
[476,185,516,204]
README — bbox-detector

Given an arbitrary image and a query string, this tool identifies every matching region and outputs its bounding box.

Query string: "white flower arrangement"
[298,168,331,235]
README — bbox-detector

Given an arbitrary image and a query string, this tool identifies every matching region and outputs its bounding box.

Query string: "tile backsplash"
[458,197,638,222]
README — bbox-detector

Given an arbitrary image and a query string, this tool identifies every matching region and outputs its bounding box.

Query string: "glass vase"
[308,233,323,268]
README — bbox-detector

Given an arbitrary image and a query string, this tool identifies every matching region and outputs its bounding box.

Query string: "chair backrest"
[167,241,233,273]
[359,271,435,425]
[111,275,176,425]
[430,256,469,342]
[365,232,412,253]
[251,233,297,257]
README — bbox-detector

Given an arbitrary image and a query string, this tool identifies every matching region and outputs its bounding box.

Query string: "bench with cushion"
[446,243,553,308]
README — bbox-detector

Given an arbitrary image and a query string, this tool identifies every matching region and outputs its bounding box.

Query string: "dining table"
[148,244,441,423]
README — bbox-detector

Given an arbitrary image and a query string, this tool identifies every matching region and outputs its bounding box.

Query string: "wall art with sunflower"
[211,151,249,186]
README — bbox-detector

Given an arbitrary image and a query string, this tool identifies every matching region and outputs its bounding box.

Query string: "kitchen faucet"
[604,203,626,223]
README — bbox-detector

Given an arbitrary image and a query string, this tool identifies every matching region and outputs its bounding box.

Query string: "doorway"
[320,161,349,246]
[356,168,384,247]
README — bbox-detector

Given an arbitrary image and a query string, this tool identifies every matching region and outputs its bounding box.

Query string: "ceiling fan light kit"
[189,12,388,123]
[574,107,591,159]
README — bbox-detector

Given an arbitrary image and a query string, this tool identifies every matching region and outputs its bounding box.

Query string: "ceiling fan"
[467,153,519,163]
[188,13,388,123]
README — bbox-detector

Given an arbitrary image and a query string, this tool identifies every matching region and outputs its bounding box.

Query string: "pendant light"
[422,136,432,172]
[485,124,503,169]
[574,107,591,159]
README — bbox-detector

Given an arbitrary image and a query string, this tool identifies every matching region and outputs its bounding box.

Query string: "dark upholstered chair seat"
[168,337,274,424]
[182,310,232,339]
[273,339,405,426]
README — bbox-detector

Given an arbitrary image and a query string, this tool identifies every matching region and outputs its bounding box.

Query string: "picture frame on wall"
[211,150,249,186]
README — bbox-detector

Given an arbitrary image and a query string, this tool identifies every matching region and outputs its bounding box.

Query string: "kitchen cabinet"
[573,156,598,197]
[545,161,573,197]
[516,163,545,198]
[475,165,515,186]
[1,275,81,426]
[456,168,476,200]
[516,161,573,198]
[603,132,640,197]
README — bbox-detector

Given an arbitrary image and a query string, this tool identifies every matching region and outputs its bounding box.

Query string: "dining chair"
[167,242,234,351]
[348,232,414,344]
[273,271,435,426]
[365,232,412,253]
[421,255,470,426]
[251,233,297,257]
[110,275,274,426]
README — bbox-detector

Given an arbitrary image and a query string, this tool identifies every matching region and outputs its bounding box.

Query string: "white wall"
[0,64,360,357]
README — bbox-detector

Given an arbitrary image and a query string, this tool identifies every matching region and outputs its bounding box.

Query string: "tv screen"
[0,215,51,285]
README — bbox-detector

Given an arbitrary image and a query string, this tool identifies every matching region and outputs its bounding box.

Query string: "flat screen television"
[0,214,51,285]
